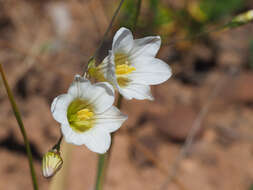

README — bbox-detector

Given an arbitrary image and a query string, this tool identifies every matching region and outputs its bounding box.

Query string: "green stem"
[83,0,125,76]
[133,0,142,31]
[52,133,63,152]
[95,94,123,190]
[93,0,125,61]
[95,154,107,190]
[0,63,38,190]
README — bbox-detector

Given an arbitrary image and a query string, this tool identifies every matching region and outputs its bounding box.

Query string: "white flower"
[95,27,172,100]
[51,75,127,154]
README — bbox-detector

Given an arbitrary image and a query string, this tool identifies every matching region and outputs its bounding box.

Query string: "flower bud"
[42,150,63,178]
[87,59,107,82]
[227,10,253,28]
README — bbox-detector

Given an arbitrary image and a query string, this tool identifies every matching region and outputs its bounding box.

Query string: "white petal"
[83,82,115,114]
[61,123,87,145]
[118,83,154,100]
[51,94,73,124]
[98,56,110,75]
[67,75,115,114]
[130,57,172,85]
[112,27,134,54]
[67,75,91,98]
[83,129,111,154]
[61,123,112,153]
[99,54,115,84]
[94,106,128,133]
[130,36,161,58]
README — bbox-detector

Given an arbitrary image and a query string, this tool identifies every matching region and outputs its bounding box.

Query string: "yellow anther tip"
[116,64,136,75]
[77,108,94,120]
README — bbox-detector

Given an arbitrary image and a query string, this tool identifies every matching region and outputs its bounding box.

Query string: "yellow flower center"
[116,64,136,75]
[77,109,94,120]
[67,99,94,133]
[114,53,136,87]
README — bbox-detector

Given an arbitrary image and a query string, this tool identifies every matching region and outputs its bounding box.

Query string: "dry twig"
[160,68,239,190]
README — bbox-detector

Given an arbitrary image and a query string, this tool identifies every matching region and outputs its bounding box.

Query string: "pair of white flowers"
[51,27,172,154]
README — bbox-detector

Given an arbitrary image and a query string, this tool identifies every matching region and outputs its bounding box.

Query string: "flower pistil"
[67,98,94,133]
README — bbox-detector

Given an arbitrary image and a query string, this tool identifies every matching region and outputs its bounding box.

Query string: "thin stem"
[52,133,63,152]
[132,0,142,31]
[95,94,123,190]
[95,154,106,190]
[93,0,125,60]
[0,63,38,190]
[83,0,125,76]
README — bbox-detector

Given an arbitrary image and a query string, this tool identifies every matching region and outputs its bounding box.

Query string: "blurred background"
[1,0,253,189]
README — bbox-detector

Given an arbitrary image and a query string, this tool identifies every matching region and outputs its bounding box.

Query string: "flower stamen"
[77,108,94,120]
[116,64,136,75]
[114,53,136,87]
[67,99,94,133]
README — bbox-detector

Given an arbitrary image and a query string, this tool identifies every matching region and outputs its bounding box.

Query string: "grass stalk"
[95,154,106,190]
[133,0,142,31]
[95,94,123,190]
[0,63,38,190]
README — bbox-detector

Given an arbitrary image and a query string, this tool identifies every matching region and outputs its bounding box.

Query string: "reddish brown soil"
[1,0,253,190]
